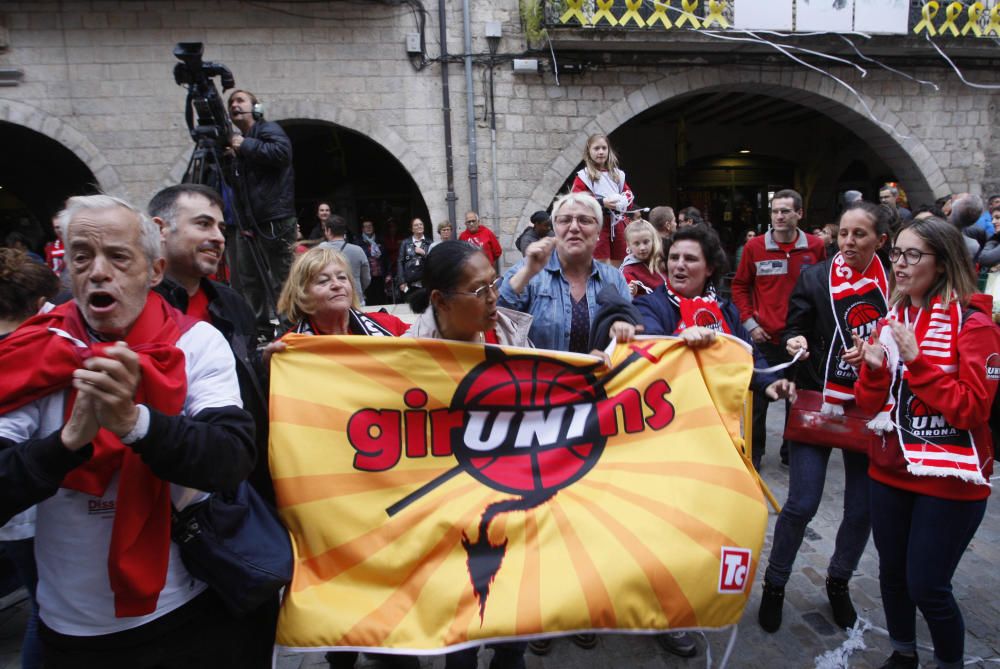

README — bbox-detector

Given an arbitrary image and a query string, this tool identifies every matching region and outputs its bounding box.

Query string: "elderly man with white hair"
[0,194,255,667]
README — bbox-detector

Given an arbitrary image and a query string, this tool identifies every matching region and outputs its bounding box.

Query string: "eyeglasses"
[771,208,796,216]
[554,214,599,226]
[888,247,936,265]
[450,277,501,300]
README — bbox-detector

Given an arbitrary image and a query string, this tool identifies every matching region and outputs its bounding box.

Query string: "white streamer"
[926,36,1000,90]
[839,35,940,91]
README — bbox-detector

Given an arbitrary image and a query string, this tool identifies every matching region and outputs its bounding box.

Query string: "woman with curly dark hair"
[0,247,60,669]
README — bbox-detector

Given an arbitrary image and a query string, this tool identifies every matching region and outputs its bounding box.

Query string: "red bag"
[783,390,879,453]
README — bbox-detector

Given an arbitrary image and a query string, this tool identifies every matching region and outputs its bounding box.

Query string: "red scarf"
[823,253,888,414]
[665,282,731,334]
[0,292,192,617]
[867,298,986,484]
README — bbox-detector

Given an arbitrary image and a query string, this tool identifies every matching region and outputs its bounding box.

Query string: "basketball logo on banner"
[269,335,766,652]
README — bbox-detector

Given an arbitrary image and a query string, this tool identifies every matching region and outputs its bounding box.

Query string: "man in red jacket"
[459,210,502,265]
[731,189,826,470]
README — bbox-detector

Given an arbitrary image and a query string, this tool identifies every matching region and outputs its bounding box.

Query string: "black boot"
[826,576,857,629]
[757,581,784,633]
[877,651,918,669]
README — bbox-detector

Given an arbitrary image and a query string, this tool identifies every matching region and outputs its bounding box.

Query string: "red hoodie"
[855,294,999,501]
[731,229,826,343]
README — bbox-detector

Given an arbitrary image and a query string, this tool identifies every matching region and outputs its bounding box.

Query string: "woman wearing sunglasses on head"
[404,240,531,669]
[855,216,999,669]
[405,241,532,347]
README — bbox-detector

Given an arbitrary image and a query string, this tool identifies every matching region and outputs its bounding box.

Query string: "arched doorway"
[0,121,99,252]
[281,120,430,243]
[523,69,945,257]
[613,90,903,243]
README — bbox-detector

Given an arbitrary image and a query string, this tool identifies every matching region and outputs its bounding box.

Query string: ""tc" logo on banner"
[718,547,752,593]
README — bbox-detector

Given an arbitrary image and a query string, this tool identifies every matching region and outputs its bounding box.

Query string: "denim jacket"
[498,250,630,352]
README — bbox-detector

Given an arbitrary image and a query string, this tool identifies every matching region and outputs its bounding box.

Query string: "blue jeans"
[764,441,870,587]
[869,479,986,666]
[1,538,40,669]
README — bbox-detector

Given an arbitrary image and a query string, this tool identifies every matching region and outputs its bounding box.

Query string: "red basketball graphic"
[450,355,606,495]
[907,396,933,417]
[846,302,882,338]
[693,308,723,330]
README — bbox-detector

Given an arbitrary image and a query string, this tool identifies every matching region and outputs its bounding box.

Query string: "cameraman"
[228,89,297,340]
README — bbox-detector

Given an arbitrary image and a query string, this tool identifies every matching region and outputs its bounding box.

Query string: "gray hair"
[949,194,984,228]
[57,194,162,267]
[551,192,602,222]
[880,184,898,197]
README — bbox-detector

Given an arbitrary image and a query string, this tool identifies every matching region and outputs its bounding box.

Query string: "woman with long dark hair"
[758,201,892,635]
[856,217,998,669]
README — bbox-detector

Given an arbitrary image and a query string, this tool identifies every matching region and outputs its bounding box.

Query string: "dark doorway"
[582,90,904,249]
[280,120,430,243]
[0,122,99,253]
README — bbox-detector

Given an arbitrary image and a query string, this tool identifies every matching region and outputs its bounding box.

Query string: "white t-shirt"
[0,321,243,636]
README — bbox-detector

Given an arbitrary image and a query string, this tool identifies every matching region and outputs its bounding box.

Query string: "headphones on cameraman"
[251,102,264,121]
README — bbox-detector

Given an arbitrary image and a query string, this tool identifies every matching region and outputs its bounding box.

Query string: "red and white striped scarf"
[822,253,888,414]
[867,297,987,484]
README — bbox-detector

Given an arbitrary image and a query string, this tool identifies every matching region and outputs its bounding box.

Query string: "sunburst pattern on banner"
[270,334,765,652]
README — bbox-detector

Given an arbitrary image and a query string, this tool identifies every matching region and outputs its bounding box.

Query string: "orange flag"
[270,335,765,652]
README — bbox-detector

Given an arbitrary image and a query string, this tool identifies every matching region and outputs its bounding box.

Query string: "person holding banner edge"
[854,217,998,669]
[594,225,796,659]
[758,201,892,635]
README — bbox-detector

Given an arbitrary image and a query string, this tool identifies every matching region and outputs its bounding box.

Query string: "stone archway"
[164,102,438,222]
[522,69,947,223]
[0,98,124,195]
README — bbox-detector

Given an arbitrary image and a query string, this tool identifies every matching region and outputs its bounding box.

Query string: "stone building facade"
[0,0,998,266]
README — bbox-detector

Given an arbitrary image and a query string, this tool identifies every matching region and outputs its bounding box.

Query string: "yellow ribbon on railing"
[985,3,1000,35]
[703,0,730,28]
[591,0,619,25]
[647,0,673,28]
[938,1,964,36]
[560,0,588,26]
[619,0,646,27]
[675,0,702,29]
[913,1,939,35]
[961,2,984,36]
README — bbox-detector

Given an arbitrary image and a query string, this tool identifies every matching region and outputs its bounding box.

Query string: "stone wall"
[1,1,997,266]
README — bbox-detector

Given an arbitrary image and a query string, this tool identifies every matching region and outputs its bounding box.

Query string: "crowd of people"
[0,115,997,669]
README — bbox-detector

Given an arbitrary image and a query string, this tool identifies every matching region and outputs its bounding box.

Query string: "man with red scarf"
[0,195,255,667]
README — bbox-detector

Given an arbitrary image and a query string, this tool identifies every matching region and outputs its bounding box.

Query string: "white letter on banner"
[464,411,513,452]
[514,407,567,448]
[567,404,592,439]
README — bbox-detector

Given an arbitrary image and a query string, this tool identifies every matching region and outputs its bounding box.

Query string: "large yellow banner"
[270,335,765,652]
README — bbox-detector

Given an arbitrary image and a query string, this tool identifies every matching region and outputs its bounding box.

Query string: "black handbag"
[171,481,293,617]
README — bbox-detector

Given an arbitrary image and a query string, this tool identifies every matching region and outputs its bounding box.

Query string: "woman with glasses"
[855,217,998,669]
[758,201,892,635]
[499,192,630,353]
[405,240,531,669]
[406,240,532,346]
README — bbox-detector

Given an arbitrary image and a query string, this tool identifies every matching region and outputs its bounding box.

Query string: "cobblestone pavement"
[0,404,996,668]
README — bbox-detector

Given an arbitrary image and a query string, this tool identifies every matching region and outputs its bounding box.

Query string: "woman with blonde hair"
[277,246,408,337]
[620,219,664,298]
[571,133,635,267]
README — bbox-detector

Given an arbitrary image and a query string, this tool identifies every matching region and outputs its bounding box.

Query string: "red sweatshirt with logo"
[730,229,826,343]
[854,297,999,501]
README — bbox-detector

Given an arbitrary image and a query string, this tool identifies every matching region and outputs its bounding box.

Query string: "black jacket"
[782,256,888,392]
[156,278,274,503]
[237,119,296,224]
